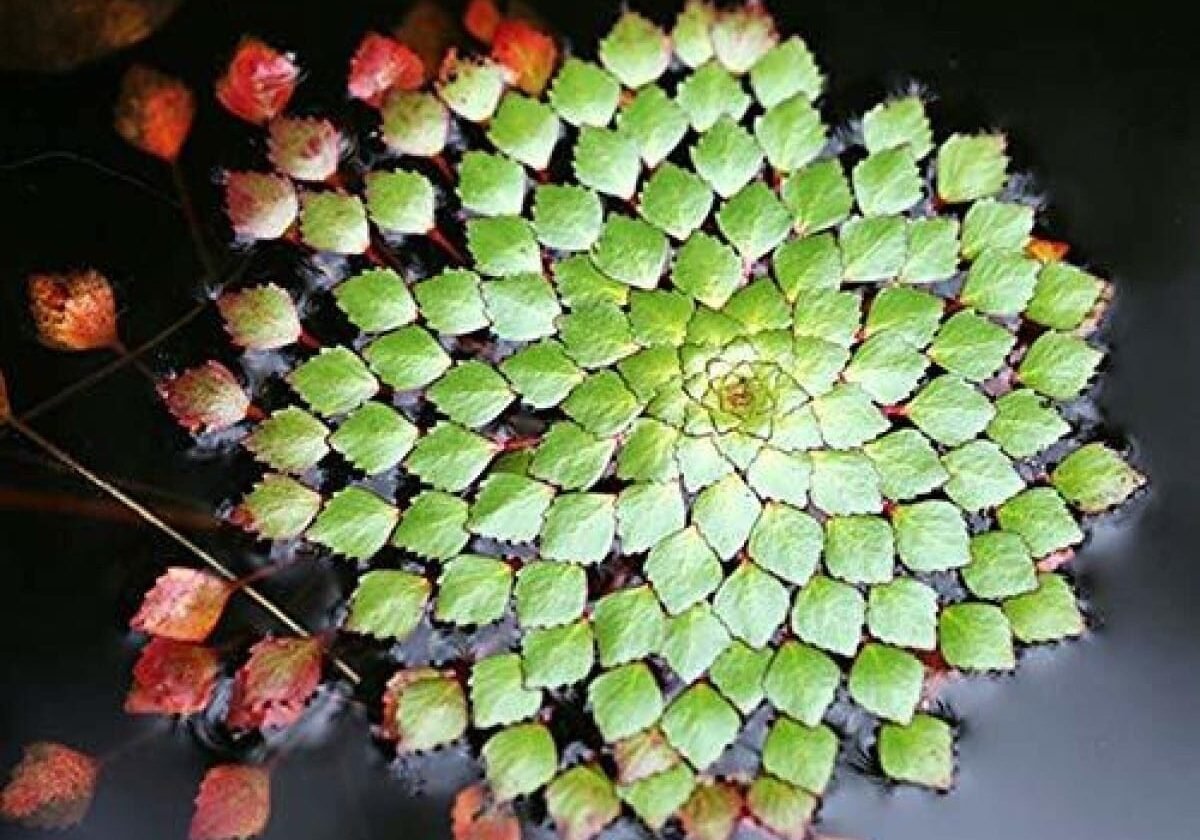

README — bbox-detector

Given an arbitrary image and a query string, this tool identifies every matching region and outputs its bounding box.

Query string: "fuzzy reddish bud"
[348,33,424,107]
[224,171,298,240]
[0,743,99,829]
[126,638,221,715]
[491,20,557,96]
[189,765,271,840]
[27,269,119,352]
[226,637,323,730]
[267,117,340,182]
[464,0,503,43]
[159,361,252,434]
[114,64,195,161]
[216,38,299,125]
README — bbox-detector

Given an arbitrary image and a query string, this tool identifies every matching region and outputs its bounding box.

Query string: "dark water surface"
[2,1,1199,838]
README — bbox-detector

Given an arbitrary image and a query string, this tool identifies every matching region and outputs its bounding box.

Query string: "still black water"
[2,1,1199,838]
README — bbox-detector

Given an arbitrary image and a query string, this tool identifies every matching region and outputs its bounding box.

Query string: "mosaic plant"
[1,1,1145,838]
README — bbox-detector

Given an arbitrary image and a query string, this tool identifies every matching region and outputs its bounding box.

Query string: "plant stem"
[172,162,217,277]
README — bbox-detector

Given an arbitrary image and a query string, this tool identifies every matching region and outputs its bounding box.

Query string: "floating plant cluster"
[1,1,1144,838]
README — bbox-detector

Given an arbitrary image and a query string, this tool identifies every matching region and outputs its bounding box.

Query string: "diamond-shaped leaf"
[522,621,595,689]
[893,500,970,572]
[717,183,792,261]
[618,765,696,831]
[619,85,689,167]
[381,90,448,157]
[840,214,907,282]
[862,428,949,501]
[574,127,641,200]
[588,661,663,742]
[747,776,816,840]
[939,603,1015,671]
[244,408,329,473]
[470,654,542,728]
[747,503,822,585]
[404,422,496,492]
[306,486,398,560]
[345,570,429,640]
[428,361,514,428]
[906,375,995,446]
[824,515,894,584]
[942,440,1024,511]
[330,402,417,474]
[928,310,1015,382]
[693,473,762,559]
[961,199,1034,260]
[467,216,541,277]
[672,232,743,308]
[848,643,923,724]
[501,342,584,411]
[986,388,1070,458]
[386,669,467,753]
[781,159,853,235]
[482,723,558,801]
[591,215,670,289]
[809,450,883,515]
[469,473,554,544]
[546,766,621,840]
[563,371,641,437]
[959,250,1040,316]
[963,531,1038,601]
[864,286,944,347]
[710,641,772,715]
[750,36,822,107]
[594,586,666,668]
[763,641,840,727]
[879,714,955,789]
[392,490,469,559]
[300,191,369,253]
[458,152,526,216]
[811,383,889,449]
[852,147,922,216]
[661,684,740,770]
[902,217,960,284]
[661,604,732,684]
[362,326,451,392]
[482,273,562,341]
[1003,573,1084,643]
[691,115,764,198]
[550,58,620,127]
[515,562,587,628]
[762,718,837,795]
[234,474,321,539]
[435,554,512,626]
[644,527,723,615]
[599,11,670,88]
[533,185,603,251]
[365,169,434,234]
[711,5,778,73]
[1051,443,1143,513]
[412,269,489,336]
[677,61,750,132]
[488,92,562,171]
[936,133,1008,203]
[843,332,928,404]
[773,233,842,297]
[529,421,615,490]
[790,575,865,657]
[1027,262,1105,331]
[640,164,714,240]
[560,303,638,369]
[868,579,938,650]
[862,95,933,159]
[335,269,417,333]
[713,562,788,648]
[997,487,1083,557]
[540,492,616,564]
[288,347,379,417]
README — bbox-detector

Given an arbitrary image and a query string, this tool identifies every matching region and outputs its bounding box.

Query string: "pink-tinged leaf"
[114,64,195,162]
[159,361,251,433]
[126,637,220,715]
[27,269,118,352]
[131,567,233,643]
[189,765,270,840]
[0,742,99,829]
[216,38,299,125]
[217,285,303,351]
[224,172,298,240]
[613,729,680,784]
[226,637,323,730]
[451,784,520,840]
[680,781,743,840]
[348,33,424,107]
[491,20,558,96]
[464,0,502,43]
[267,117,340,182]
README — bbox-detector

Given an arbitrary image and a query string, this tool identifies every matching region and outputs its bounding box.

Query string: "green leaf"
[1027,262,1105,330]
[676,61,750,132]
[868,579,938,650]
[468,473,554,544]
[470,654,542,728]
[427,361,514,428]
[412,269,489,336]
[616,418,680,483]
[533,185,603,251]
[840,214,907,282]
[751,36,823,107]
[1003,573,1085,643]
[691,115,764,198]
[588,662,664,742]
[330,402,417,474]
[629,290,694,347]
[717,183,792,261]
[335,268,417,333]
[842,331,928,404]
[853,147,923,216]
[467,216,541,276]
[574,127,641,199]
[986,388,1070,458]
[762,718,837,795]
[790,575,865,657]
[811,383,888,449]
[245,408,329,473]
[288,347,379,417]
[529,421,615,490]
[457,152,525,216]
[488,92,562,171]
[522,621,595,689]
[482,273,562,341]
[235,474,321,539]
[781,159,854,235]
[306,486,398,560]
[708,641,771,715]
[555,255,630,308]
[560,303,638,369]
[693,473,762,559]
[639,164,714,240]
[591,215,669,289]
[365,169,433,234]
[563,371,641,437]
[824,515,894,584]
[960,199,1034,260]
[1052,443,1143,513]
[594,586,666,667]
[549,58,620,127]
[879,714,955,790]
[793,290,861,347]
[300,191,369,253]
[963,531,1038,601]
[540,492,616,564]
[660,604,732,683]
[747,503,822,585]
[218,284,301,350]
[863,428,949,501]
[514,561,587,629]
[939,602,1015,671]
[388,670,467,752]
[893,500,970,572]
[501,342,584,411]
[361,326,451,391]
[906,375,995,446]
[848,643,924,724]
[713,562,789,648]
[392,490,469,559]
[942,440,1025,511]
[997,487,1084,557]
[746,448,811,507]
[661,684,740,770]
[763,641,840,727]
[437,58,506,122]
[901,217,960,284]
[864,286,944,347]
[599,10,670,88]
[672,231,743,308]
[345,570,429,640]
[618,765,696,830]
[928,310,1015,382]
[773,233,842,297]
[546,766,621,840]
[959,250,1040,316]
[747,776,816,840]
[435,555,513,626]
[404,422,496,492]
[380,90,448,157]
[645,526,723,615]
[673,2,716,68]
[862,95,933,159]
[809,450,883,515]
[619,85,689,166]
[711,5,777,73]
[936,133,1009,203]
[482,723,558,801]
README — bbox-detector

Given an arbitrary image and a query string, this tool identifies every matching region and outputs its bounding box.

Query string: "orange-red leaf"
[130,567,233,643]
[348,33,424,107]
[216,38,298,125]
[189,765,270,840]
[0,742,98,829]
[1027,237,1070,263]
[464,0,502,44]
[27,269,118,352]
[226,637,323,730]
[451,784,520,840]
[114,64,195,162]
[126,637,221,715]
[159,361,252,433]
[394,0,461,79]
[491,20,557,96]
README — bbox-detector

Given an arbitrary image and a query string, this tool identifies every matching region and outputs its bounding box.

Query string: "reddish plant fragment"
[451,784,519,840]
[216,38,299,125]
[394,0,461,78]
[680,782,743,840]
[27,269,118,352]
[0,742,98,829]
[114,64,195,162]
[189,764,271,840]
[226,637,323,730]
[126,637,220,715]
[131,567,234,643]
[491,20,557,96]
[1027,237,1070,263]
[216,284,303,351]
[1037,547,1076,573]
[267,117,341,182]
[224,171,298,240]
[0,370,10,421]
[464,0,502,44]
[159,361,252,433]
[348,33,424,107]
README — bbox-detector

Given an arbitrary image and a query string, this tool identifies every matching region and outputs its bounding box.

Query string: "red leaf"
[189,765,271,840]
[348,33,424,107]
[0,742,98,829]
[126,638,221,716]
[224,171,298,241]
[216,38,299,125]
[159,361,252,434]
[131,567,233,643]
[491,20,557,96]
[114,64,195,162]
[451,784,519,840]
[27,269,118,352]
[464,0,502,44]
[226,637,323,730]
[1027,237,1070,263]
